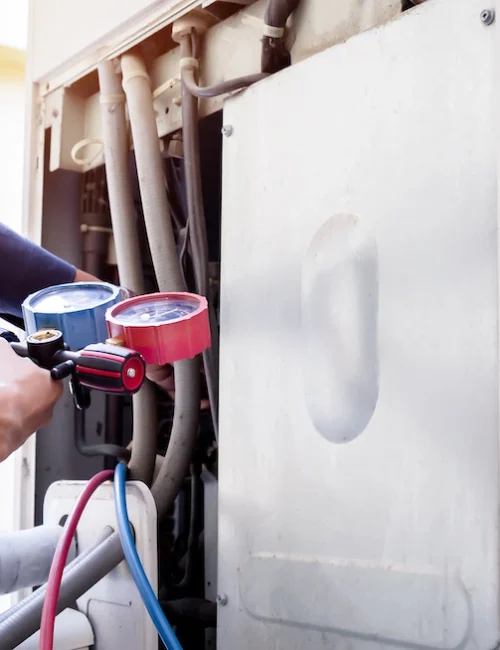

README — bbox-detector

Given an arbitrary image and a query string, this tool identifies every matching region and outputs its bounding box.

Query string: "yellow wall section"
[0,43,27,616]
[0,46,25,79]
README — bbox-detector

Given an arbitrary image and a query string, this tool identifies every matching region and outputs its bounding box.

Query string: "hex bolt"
[480,8,495,25]
[216,593,228,606]
[221,125,233,138]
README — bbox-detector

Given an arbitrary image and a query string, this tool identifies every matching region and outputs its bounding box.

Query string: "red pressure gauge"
[105,292,211,366]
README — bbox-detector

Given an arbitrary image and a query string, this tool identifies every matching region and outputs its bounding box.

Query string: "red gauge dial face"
[113,295,200,325]
[106,292,211,366]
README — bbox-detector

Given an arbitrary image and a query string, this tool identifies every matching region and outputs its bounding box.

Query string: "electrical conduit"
[0,526,76,595]
[0,531,123,649]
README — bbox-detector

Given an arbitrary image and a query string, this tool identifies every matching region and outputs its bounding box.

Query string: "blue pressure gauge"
[22,282,122,350]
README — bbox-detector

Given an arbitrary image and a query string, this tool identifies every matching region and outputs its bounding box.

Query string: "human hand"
[0,339,63,462]
[146,364,210,409]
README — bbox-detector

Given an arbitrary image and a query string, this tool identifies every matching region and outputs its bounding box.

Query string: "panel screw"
[126,368,136,378]
[216,593,228,606]
[221,125,233,138]
[480,8,495,24]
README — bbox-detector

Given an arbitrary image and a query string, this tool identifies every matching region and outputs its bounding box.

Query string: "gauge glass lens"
[30,285,115,313]
[114,296,199,325]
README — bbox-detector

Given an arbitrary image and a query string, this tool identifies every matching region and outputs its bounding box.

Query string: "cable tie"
[179,57,199,71]
[263,24,285,38]
[99,93,126,104]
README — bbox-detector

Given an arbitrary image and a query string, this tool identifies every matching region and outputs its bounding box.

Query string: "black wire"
[176,464,201,590]
[180,221,190,276]
[74,405,130,462]
[181,33,219,437]
[164,159,186,234]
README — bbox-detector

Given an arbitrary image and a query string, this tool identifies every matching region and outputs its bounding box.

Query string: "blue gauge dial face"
[30,284,116,313]
[115,296,199,325]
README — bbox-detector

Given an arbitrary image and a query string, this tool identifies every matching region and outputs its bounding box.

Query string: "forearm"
[0,224,98,318]
[0,384,23,462]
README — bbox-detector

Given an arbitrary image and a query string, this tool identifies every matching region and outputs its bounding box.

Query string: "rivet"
[216,593,228,606]
[480,8,495,25]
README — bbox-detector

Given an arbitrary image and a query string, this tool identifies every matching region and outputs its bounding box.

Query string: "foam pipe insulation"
[0,525,75,594]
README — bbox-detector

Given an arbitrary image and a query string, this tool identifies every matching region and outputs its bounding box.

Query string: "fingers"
[0,340,64,463]
[146,363,211,410]
[146,364,175,397]
[146,364,173,384]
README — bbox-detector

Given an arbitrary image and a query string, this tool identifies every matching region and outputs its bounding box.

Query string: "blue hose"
[114,462,184,650]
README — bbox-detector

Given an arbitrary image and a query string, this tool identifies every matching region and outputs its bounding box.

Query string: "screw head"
[126,368,136,378]
[216,593,228,606]
[221,125,233,138]
[481,8,495,24]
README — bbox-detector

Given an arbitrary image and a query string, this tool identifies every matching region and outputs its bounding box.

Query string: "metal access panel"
[218,0,500,649]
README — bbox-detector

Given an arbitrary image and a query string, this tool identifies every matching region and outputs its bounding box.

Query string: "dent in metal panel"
[240,553,470,649]
[302,214,378,443]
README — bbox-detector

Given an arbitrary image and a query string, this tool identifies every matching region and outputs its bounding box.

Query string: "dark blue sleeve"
[0,224,76,318]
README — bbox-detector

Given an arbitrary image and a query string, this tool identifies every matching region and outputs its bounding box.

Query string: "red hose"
[39,470,115,650]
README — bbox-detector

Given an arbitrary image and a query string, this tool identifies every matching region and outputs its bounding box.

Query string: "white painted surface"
[218,0,500,648]
[0,77,25,234]
[18,608,93,650]
[0,45,27,615]
[44,481,158,650]
[0,2,28,50]
[30,0,179,80]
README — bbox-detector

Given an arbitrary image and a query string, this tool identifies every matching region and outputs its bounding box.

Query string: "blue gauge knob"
[22,282,122,350]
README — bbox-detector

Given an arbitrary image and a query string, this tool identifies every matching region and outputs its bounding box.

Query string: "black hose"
[74,406,130,462]
[164,158,187,234]
[262,0,301,73]
[161,598,216,627]
[265,0,299,27]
